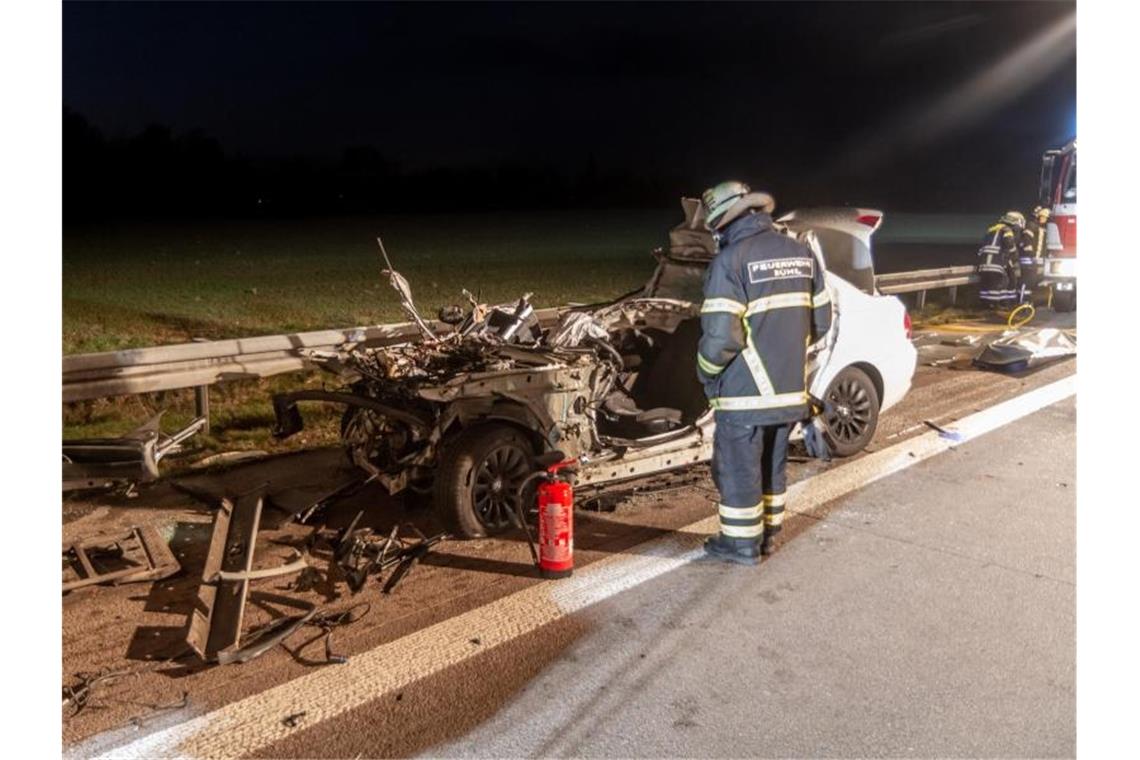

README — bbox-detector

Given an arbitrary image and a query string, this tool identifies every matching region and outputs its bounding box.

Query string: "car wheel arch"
[442,401,548,455]
[848,361,885,410]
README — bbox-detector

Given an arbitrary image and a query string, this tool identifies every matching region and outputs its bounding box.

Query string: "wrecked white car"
[272,202,916,538]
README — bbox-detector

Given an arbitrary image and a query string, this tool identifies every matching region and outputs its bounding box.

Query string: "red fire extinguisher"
[536,458,576,579]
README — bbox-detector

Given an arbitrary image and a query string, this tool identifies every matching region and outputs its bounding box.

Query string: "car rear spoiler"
[777,207,884,246]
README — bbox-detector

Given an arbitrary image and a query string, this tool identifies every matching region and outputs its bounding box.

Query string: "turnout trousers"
[711,417,790,550]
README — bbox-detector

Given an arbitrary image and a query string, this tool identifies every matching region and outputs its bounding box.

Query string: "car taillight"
[903,311,912,339]
[856,214,881,228]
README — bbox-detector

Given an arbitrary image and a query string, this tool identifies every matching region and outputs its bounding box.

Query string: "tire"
[434,423,535,538]
[1052,287,1076,313]
[821,366,880,458]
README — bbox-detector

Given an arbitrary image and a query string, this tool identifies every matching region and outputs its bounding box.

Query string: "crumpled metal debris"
[549,311,610,349]
[63,413,207,492]
[329,516,447,595]
[63,668,136,717]
[63,664,188,724]
[379,236,437,340]
[62,526,180,594]
[187,494,312,664]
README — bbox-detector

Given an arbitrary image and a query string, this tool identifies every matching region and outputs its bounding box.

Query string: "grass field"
[63,209,988,354]
[63,210,675,354]
[62,209,983,451]
[62,210,673,450]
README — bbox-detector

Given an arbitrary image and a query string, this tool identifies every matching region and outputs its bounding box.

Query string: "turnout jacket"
[696,212,832,426]
[976,221,1021,302]
[1020,221,1048,265]
[977,222,1019,274]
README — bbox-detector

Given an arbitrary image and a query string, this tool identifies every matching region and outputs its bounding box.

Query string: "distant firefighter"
[976,210,1026,307]
[1018,206,1051,291]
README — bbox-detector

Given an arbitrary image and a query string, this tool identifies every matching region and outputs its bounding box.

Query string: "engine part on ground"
[973,327,1076,374]
[536,456,578,579]
[62,526,180,593]
[63,413,207,492]
[187,494,310,663]
[328,517,448,594]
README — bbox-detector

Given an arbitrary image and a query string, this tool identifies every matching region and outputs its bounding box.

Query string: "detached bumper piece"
[62,526,180,593]
[187,495,312,665]
[63,413,207,492]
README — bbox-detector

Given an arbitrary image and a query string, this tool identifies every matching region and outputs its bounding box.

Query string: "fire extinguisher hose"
[514,471,548,569]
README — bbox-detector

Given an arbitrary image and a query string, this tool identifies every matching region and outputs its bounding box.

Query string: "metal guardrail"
[63,265,979,408]
[62,307,565,405]
[874,265,979,308]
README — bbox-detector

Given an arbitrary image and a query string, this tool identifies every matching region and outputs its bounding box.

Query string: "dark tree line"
[63,108,681,224]
[64,106,1061,224]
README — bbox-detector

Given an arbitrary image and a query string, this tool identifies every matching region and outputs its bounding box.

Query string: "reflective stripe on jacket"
[696,212,832,426]
[977,223,1019,272]
[1021,223,1048,263]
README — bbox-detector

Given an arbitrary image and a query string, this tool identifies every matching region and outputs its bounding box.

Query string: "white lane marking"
[83,375,1075,760]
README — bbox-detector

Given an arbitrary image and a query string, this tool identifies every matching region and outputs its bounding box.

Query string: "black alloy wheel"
[821,366,880,457]
[434,423,537,538]
[471,443,531,532]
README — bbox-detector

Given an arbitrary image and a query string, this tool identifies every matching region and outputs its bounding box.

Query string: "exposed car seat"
[599,319,708,438]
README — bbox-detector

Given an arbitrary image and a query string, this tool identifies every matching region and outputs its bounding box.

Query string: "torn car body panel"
[63,414,207,492]
[272,201,916,536]
[187,494,310,663]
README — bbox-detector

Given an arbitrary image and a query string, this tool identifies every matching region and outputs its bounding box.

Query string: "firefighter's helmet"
[701,180,776,231]
[1000,210,1027,229]
[1033,206,1051,223]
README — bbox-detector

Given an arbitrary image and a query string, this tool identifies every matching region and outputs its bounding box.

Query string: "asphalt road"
[62,321,1076,758]
[428,397,1076,758]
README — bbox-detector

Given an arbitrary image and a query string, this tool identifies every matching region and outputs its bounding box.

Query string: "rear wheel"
[434,423,535,538]
[822,366,880,457]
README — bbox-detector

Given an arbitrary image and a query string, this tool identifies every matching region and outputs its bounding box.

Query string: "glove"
[802,395,832,461]
[802,417,831,461]
[697,367,721,402]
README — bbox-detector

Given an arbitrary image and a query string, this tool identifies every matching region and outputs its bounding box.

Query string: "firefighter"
[1019,206,1051,292]
[696,181,832,564]
[976,210,1026,307]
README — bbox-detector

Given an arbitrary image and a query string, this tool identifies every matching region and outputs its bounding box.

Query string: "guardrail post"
[948,286,958,304]
[916,289,927,311]
[195,385,210,434]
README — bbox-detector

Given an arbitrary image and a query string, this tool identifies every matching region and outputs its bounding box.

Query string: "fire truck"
[1038,140,1077,312]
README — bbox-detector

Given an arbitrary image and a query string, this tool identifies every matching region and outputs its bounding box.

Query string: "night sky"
[63,1,1076,214]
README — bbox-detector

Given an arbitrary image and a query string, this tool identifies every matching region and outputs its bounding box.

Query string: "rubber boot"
[760,527,781,556]
[703,534,761,566]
